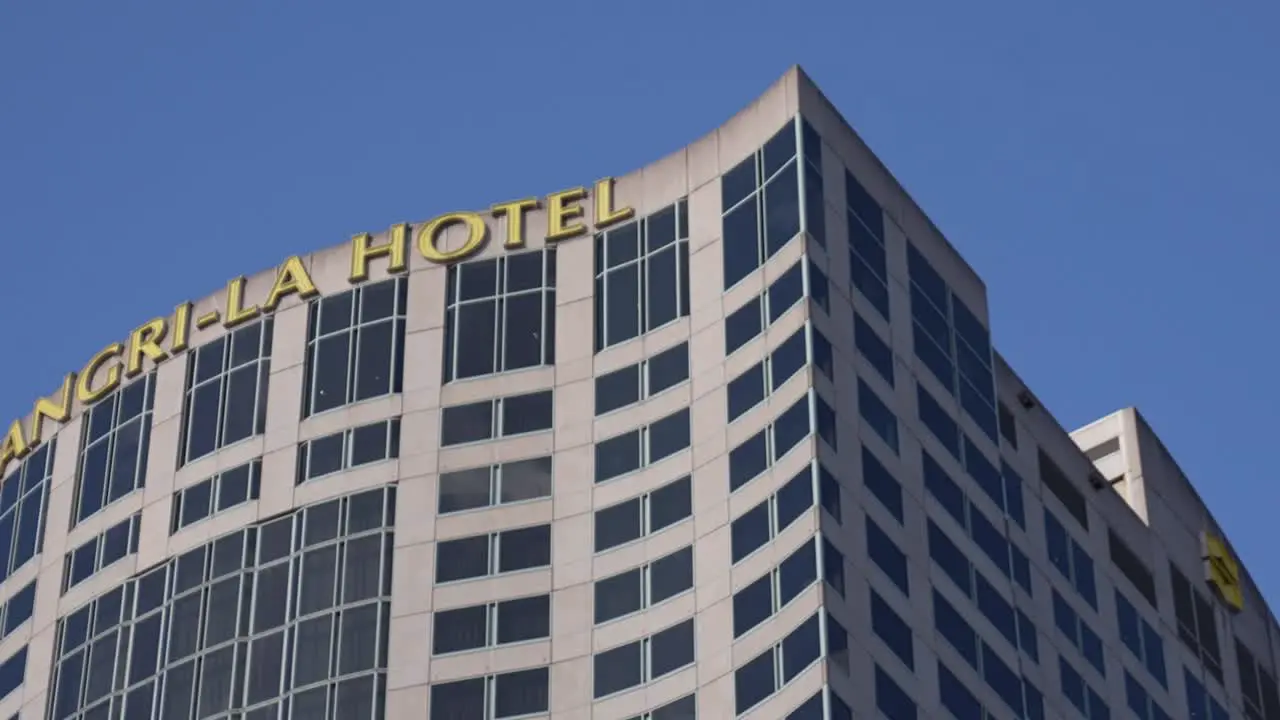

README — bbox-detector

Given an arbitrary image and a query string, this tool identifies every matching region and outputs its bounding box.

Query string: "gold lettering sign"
[0,179,634,479]
[1203,531,1244,612]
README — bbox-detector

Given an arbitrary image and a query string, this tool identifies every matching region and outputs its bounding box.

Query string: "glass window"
[807,260,830,314]
[854,311,895,386]
[727,326,814,423]
[799,119,825,248]
[875,664,917,720]
[847,170,890,320]
[0,440,55,581]
[180,317,273,465]
[50,486,395,720]
[438,456,552,514]
[858,379,898,453]
[1053,590,1106,674]
[1044,510,1097,608]
[171,459,263,532]
[1117,590,1167,687]
[0,580,35,640]
[867,517,909,595]
[596,342,689,416]
[731,466,814,562]
[1038,448,1089,530]
[1184,668,1229,720]
[594,546,693,624]
[733,539,817,638]
[998,402,1018,448]
[906,243,997,441]
[734,612,822,714]
[724,260,809,357]
[62,513,141,592]
[1060,656,1110,720]
[304,277,407,415]
[723,122,802,289]
[939,661,985,720]
[728,395,813,492]
[818,465,840,521]
[1109,529,1158,608]
[1171,565,1223,682]
[595,476,692,552]
[924,450,1033,595]
[430,667,549,720]
[595,408,691,483]
[74,374,155,525]
[444,250,555,382]
[432,594,551,655]
[918,384,961,459]
[440,390,552,447]
[934,589,1040,720]
[871,587,914,669]
[593,619,695,698]
[862,445,903,523]
[297,418,400,484]
[0,648,25,702]
[927,520,1038,664]
[1236,639,1280,720]
[435,524,551,583]
[595,200,691,351]
[1127,670,1174,720]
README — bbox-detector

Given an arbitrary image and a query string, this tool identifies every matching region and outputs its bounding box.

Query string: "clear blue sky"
[2,2,1277,599]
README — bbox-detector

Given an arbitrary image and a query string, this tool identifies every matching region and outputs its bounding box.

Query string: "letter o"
[416,212,488,264]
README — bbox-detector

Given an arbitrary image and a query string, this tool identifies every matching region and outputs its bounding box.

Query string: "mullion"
[214,337,234,451]
[539,285,550,366]
[497,258,510,373]
[755,171,767,267]
[640,219,650,333]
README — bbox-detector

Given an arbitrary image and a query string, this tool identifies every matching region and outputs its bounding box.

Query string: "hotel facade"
[0,66,1271,720]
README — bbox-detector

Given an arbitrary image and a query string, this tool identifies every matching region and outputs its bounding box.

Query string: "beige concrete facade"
[0,65,1271,720]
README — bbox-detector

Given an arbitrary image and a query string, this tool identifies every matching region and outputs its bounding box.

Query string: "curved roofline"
[0,66,816,480]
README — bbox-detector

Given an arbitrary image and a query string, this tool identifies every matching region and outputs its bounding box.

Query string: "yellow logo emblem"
[1204,532,1244,612]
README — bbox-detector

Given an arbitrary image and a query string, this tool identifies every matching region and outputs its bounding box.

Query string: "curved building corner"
[0,64,1272,720]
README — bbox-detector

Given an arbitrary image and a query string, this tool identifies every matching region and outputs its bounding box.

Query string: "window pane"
[502,391,552,436]
[594,642,643,698]
[650,619,695,678]
[499,458,552,504]
[439,468,491,513]
[454,301,497,379]
[434,605,487,654]
[649,476,692,532]
[311,334,351,414]
[595,570,641,623]
[595,499,641,552]
[495,667,549,718]
[441,401,493,446]
[436,536,489,583]
[496,595,550,644]
[498,526,550,572]
[649,547,693,605]
[502,292,545,371]
[354,321,395,400]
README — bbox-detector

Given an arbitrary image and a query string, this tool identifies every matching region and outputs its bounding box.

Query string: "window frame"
[72,374,156,526]
[302,277,408,417]
[443,250,556,383]
[594,199,691,352]
[178,316,274,466]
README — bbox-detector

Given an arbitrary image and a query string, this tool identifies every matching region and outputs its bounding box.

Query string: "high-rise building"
[0,66,1269,720]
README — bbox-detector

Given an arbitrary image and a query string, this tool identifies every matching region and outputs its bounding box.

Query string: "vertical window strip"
[74,374,156,526]
[0,438,56,581]
[595,199,691,352]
